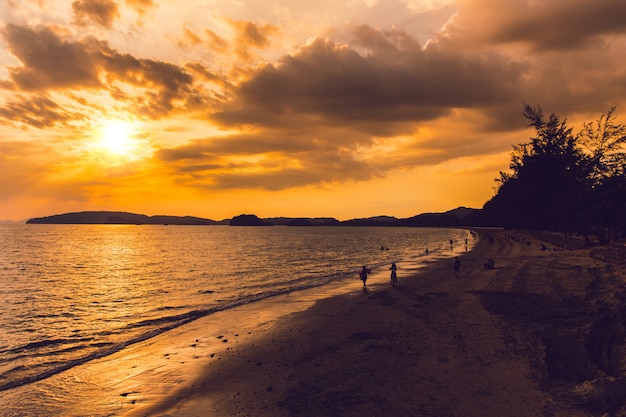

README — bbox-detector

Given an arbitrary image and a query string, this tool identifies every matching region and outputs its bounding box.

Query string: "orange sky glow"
[2,0,626,221]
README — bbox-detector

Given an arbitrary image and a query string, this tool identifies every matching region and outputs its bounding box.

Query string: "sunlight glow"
[99,121,136,156]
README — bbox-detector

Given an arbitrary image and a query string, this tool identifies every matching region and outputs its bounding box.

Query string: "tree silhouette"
[469,104,626,242]
[578,106,626,183]
[483,104,589,232]
[577,107,626,242]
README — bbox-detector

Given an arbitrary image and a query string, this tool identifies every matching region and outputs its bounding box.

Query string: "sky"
[1,0,626,221]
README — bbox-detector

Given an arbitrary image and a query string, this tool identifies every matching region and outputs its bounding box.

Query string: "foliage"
[481,104,626,242]
[578,106,626,183]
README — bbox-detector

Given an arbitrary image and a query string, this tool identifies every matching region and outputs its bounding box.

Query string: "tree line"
[476,104,626,243]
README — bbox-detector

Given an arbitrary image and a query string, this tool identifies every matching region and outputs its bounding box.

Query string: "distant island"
[25,207,480,227]
[25,211,224,226]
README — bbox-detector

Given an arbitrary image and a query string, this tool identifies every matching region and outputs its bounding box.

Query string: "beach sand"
[70,229,626,416]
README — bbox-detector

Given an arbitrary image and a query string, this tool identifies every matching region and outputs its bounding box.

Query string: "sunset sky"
[2,0,626,221]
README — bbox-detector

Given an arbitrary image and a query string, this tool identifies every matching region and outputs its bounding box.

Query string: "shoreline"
[8,228,626,416]
[11,232,472,416]
[0,226,468,399]
[118,229,626,417]
[123,229,538,417]
[112,230,552,417]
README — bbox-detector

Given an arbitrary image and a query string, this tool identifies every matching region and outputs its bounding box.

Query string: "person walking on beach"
[359,265,371,290]
[389,263,398,287]
[453,257,461,278]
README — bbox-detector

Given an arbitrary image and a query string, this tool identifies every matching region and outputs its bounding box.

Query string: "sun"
[99,120,136,156]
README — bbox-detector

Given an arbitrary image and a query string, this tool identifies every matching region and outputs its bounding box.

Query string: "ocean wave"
[0,225,473,394]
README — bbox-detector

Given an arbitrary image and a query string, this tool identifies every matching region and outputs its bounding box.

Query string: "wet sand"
[58,229,626,416]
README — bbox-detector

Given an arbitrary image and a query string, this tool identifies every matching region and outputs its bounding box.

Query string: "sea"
[0,224,474,415]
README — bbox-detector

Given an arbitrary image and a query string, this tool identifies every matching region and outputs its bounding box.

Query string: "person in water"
[389,263,398,287]
[359,265,371,290]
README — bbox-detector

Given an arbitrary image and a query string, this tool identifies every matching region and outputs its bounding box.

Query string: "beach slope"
[122,230,626,417]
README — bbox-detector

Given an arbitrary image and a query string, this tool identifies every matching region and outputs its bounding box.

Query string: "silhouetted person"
[450,239,453,250]
[359,265,371,290]
[483,258,495,269]
[453,257,461,278]
[389,263,398,287]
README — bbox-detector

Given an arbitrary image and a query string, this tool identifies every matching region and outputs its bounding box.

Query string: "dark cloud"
[157,125,487,190]
[156,26,534,191]
[0,23,211,125]
[449,0,626,51]
[2,24,102,90]
[156,132,316,161]
[4,9,625,195]
[160,150,375,191]
[72,0,120,29]
[98,46,198,116]
[426,0,626,124]
[1,22,526,135]
[184,62,230,88]
[497,0,626,51]
[516,0,626,50]
[154,127,379,190]
[212,30,527,133]
[351,24,416,54]
[199,161,373,191]
[0,95,77,128]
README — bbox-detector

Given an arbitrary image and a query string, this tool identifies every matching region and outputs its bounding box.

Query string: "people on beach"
[453,257,461,278]
[450,239,453,250]
[359,265,371,290]
[389,263,398,287]
[483,258,495,269]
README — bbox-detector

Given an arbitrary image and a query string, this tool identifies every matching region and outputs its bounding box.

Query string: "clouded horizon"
[2,0,625,221]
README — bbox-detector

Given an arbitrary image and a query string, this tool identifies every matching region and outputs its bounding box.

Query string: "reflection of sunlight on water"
[0,224,475,415]
[77,229,147,328]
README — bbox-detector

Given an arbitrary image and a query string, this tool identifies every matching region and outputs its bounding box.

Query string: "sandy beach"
[67,229,626,417]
